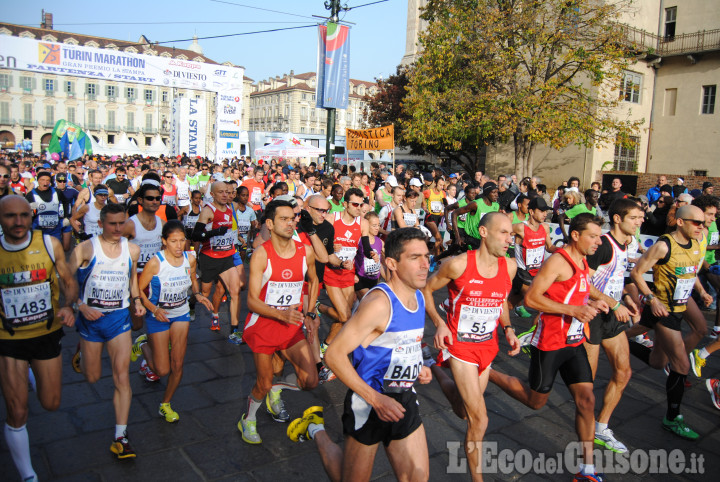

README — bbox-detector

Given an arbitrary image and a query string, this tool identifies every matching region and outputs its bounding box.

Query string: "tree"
[402,0,644,178]
[363,67,489,176]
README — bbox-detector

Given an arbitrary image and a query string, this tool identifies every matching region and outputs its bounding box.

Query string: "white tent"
[254,137,325,158]
[114,133,143,157]
[145,134,170,158]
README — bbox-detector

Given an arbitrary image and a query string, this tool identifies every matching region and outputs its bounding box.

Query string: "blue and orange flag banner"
[316,23,350,110]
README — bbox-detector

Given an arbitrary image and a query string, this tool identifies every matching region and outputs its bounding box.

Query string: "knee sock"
[245,395,262,421]
[629,341,651,364]
[666,370,686,420]
[4,423,36,480]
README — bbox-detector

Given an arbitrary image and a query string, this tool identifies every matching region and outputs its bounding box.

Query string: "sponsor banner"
[215,92,243,160]
[346,125,394,150]
[0,35,244,92]
[316,23,350,109]
[172,98,206,158]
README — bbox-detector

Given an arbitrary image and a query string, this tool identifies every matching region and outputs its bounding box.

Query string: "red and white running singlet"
[515,222,547,276]
[324,212,362,288]
[201,204,235,258]
[162,183,177,206]
[530,248,591,350]
[244,240,307,332]
[447,253,510,343]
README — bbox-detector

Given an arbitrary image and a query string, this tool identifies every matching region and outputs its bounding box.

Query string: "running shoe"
[633,334,654,348]
[689,349,706,378]
[287,406,324,442]
[594,427,628,454]
[159,402,179,423]
[130,334,147,362]
[210,314,220,331]
[514,305,532,318]
[110,434,137,459]
[573,472,604,482]
[266,390,290,422]
[709,329,720,340]
[706,379,720,410]
[318,365,336,384]
[662,414,699,440]
[139,361,160,382]
[228,329,243,345]
[72,343,82,373]
[238,414,262,444]
[319,342,329,359]
[517,328,535,356]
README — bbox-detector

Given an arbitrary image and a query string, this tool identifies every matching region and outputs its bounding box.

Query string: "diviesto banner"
[0,35,243,160]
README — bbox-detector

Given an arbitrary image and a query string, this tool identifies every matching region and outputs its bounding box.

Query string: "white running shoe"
[594,427,628,454]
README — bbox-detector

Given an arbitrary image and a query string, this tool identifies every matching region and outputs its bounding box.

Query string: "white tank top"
[79,237,131,312]
[130,214,163,272]
[84,203,103,237]
[148,251,193,318]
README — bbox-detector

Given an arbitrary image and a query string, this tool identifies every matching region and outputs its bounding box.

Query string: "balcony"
[22,88,32,94]
[125,126,138,133]
[106,124,119,132]
[126,98,136,104]
[142,127,156,134]
[45,90,55,97]
[108,97,117,103]
[0,117,14,125]
[161,101,170,107]
[86,94,97,101]
[67,92,76,99]
[621,25,720,57]
[41,120,56,128]
[145,100,154,106]
[20,119,34,127]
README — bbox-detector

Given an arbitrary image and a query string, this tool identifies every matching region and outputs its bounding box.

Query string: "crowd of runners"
[1,154,719,482]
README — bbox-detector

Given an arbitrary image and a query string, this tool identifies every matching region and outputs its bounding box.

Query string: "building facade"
[247,71,377,137]
[400,0,720,186]
[0,17,252,158]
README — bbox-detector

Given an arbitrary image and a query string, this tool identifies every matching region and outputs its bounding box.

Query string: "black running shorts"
[587,310,629,345]
[198,252,236,284]
[639,308,683,332]
[342,389,422,447]
[528,344,593,394]
[0,328,64,361]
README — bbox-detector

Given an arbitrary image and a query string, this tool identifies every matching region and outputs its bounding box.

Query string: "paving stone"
[98,448,204,481]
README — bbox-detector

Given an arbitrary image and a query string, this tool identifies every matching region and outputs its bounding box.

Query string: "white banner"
[215,92,242,161]
[172,98,207,158]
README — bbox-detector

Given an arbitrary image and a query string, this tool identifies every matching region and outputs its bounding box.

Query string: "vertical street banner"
[171,98,207,158]
[316,22,350,109]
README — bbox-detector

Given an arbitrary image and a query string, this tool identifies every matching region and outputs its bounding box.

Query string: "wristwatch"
[643,293,655,305]
[306,312,317,320]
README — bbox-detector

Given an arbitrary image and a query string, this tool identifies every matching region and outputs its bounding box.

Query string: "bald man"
[192,182,244,338]
[422,212,520,479]
[0,196,78,480]
[630,204,713,440]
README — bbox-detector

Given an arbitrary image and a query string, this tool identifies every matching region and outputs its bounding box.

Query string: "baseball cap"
[703,182,713,190]
[55,174,67,183]
[529,197,552,211]
[448,173,458,179]
[409,178,422,187]
[385,175,399,187]
[273,194,298,207]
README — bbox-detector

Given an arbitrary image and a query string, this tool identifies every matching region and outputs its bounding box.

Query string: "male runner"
[287,228,432,482]
[585,199,642,453]
[69,203,146,459]
[629,205,711,440]
[451,182,500,251]
[489,213,610,482]
[25,171,73,251]
[191,182,244,336]
[238,200,319,444]
[318,188,369,351]
[0,196,77,481]
[509,197,558,318]
[422,213,520,480]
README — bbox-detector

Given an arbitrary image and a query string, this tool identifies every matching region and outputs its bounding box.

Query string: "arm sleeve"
[586,237,612,270]
[361,236,373,258]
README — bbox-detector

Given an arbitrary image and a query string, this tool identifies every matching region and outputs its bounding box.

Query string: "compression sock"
[246,396,263,421]
[4,424,36,480]
[666,370,686,420]
[628,341,651,364]
[595,422,608,433]
[580,464,596,475]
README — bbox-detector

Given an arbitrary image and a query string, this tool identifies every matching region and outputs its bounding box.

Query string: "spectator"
[497,178,515,212]
[647,175,667,205]
[599,177,627,210]
[702,182,714,196]
[642,195,672,236]
[672,177,688,198]
[666,193,693,232]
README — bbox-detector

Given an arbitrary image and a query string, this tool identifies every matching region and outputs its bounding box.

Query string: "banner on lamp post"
[316,23,350,110]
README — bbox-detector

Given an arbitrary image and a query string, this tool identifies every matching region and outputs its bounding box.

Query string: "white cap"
[409,178,422,187]
[385,175,398,187]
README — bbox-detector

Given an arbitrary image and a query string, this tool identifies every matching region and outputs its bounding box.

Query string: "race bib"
[163,196,176,206]
[457,305,499,343]
[116,193,126,203]
[38,213,59,228]
[1,282,52,326]
[566,317,585,344]
[265,281,303,308]
[237,219,251,235]
[363,256,381,277]
[430,201,443,213]
[458,213,467,223]
[158,278,192,310]
[382,332,423,393]
[605,276,624,301]
[338,246,357,262]
[210,230,235,252]
[710,232,719,246]
[525,247,544,268]
[251,190,262,205]
[673,277,695,305]
[138,241,163,269]
[85,222,103,237]
[403,213,417,227]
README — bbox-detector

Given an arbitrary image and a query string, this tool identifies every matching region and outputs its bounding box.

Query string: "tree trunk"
[525,142,536,178]
[513,131,524,179]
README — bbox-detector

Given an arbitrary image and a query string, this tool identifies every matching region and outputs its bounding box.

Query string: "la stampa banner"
[316,23,350,110]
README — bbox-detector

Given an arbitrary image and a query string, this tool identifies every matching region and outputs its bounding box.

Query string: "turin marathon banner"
[0,35,244,160]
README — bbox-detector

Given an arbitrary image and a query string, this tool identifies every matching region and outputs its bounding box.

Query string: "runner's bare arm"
[630,240,669,318]
[304,248,319,343]
[138,257,166,321]
[324,289,407,422]
[128,243,146,318]
[121,217,136,240]
[544,223,560,252]
[51,236,78,327]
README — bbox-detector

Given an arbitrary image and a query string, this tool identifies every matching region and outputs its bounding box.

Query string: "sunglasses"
[0,174,9,179]
[144,195,162,201]
[309,206,329,214]
[165,176,172,179]
[347,201,363,208]
[682,219,704,226]
[56,179,67,183]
